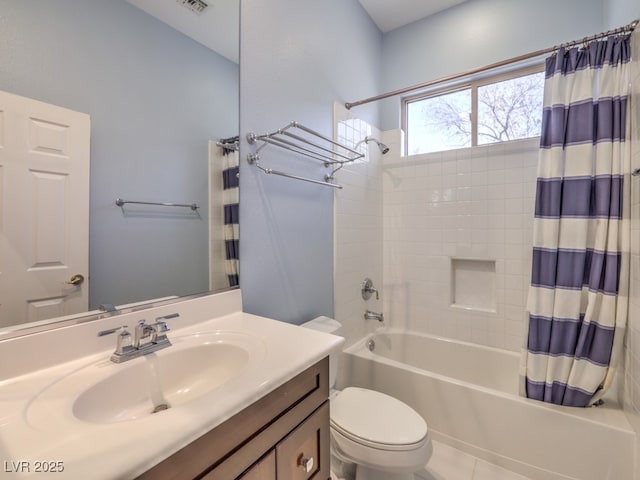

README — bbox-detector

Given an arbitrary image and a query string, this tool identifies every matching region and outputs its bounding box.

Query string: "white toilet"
[301,317,432,480]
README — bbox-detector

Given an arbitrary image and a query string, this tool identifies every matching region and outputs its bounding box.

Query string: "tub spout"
[364,310,384,322]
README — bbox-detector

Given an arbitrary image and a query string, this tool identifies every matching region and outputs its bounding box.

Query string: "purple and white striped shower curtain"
[221,137,240,288]
[521,36,632,407]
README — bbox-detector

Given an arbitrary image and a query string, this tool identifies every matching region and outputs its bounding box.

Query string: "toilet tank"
[300,316,343,388]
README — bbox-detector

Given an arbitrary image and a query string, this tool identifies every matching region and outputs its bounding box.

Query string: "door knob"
[66,274,85,286]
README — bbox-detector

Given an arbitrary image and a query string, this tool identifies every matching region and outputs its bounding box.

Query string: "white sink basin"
[74,343,249,423]
[26,331,266,426]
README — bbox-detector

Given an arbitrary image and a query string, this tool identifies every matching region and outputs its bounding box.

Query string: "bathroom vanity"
[0,290,341,479]
[139,358,329,479]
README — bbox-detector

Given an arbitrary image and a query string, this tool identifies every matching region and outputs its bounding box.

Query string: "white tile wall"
[333,32,640,480]
[382,135,538,351]
[623,30,640,480]
[333,103,384,351]
[335,31,639,404]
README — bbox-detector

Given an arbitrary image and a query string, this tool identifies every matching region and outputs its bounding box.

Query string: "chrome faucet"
[98,313,178,363]
[364,310,384,322]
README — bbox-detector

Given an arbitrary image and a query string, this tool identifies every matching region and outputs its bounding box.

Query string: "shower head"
[365,136,390,154]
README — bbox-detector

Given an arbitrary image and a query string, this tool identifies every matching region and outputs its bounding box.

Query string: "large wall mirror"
[0,0,240,337]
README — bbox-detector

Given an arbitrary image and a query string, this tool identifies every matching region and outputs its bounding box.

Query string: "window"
[406,88,472,154]
[403,67,544,155]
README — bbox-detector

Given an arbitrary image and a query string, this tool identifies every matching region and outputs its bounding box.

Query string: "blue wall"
[239,0,382,323]
[603,0,640,28]
[238,0,638,324]
[0,0,239,309]
[378,0,606,130]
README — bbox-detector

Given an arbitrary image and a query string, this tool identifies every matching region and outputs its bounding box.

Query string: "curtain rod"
[345,19,638,110]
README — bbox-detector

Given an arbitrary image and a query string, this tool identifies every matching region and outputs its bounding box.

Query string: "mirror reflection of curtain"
[221,137,240,287]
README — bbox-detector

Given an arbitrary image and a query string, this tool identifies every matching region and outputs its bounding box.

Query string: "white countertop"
[0,302,342,479]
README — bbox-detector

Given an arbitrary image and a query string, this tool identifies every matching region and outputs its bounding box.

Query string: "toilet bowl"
[331,387,433,480]
[301,317,432,480]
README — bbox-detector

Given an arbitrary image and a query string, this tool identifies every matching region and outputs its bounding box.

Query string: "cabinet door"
[239,451,276,480]
[276,402,330,480]
[141,359,329,480]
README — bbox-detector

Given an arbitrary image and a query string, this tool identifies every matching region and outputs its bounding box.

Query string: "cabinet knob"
[297,454,314,473]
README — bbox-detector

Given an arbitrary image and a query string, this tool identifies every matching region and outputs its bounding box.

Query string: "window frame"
[401,64,544,155]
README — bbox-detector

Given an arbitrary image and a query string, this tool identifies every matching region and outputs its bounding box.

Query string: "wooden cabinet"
[236,403,329,480]
[276,402,328,480]
[238,451,275,480]
[137,358,330,480]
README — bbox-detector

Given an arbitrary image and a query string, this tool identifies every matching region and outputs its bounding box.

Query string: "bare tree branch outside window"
[407,88,471,155]
[477,73,544,145]
[406,71,544,155]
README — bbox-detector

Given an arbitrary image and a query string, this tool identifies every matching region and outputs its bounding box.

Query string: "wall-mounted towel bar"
[246,121,362,188]
[248,121,363,165]
[115,198,199,210]
[247,154,343,189]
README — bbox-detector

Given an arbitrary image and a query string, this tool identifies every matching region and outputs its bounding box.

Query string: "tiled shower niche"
[450,258,497,313]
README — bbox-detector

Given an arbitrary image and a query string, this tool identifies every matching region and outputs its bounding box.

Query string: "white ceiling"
[358,0,469,33]
[126,0,239,64]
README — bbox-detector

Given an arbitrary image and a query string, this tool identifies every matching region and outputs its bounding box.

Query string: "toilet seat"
[330,387,427,451]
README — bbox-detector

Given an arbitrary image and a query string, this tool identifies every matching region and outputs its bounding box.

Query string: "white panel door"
[0,90,90,327]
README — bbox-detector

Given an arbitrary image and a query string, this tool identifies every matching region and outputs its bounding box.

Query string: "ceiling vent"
[177,0,209,15]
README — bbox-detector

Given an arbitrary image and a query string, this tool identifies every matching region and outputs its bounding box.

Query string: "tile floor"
[331,440,532,480]
[416,441,531,480]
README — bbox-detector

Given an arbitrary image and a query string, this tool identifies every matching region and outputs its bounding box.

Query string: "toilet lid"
[330,387,427,447]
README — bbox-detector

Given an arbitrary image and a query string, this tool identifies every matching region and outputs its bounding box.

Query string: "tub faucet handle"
[362,278,379,300]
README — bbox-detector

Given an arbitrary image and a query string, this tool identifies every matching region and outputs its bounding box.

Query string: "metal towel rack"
[246,121,364,189]
[115,198,199,211]
[217,137,239,152]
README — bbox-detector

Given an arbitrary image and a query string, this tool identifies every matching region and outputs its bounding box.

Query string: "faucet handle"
[155,313,179,322]
[362,278,380,300]
[97,324,129,337]
[151,317,173,344]
[98,325,134,359]
[114,328,133,355]
[154,321,170,333]
[149,314,177,343]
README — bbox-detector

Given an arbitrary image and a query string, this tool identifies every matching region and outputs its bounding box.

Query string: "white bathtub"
[342,330,635,480]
